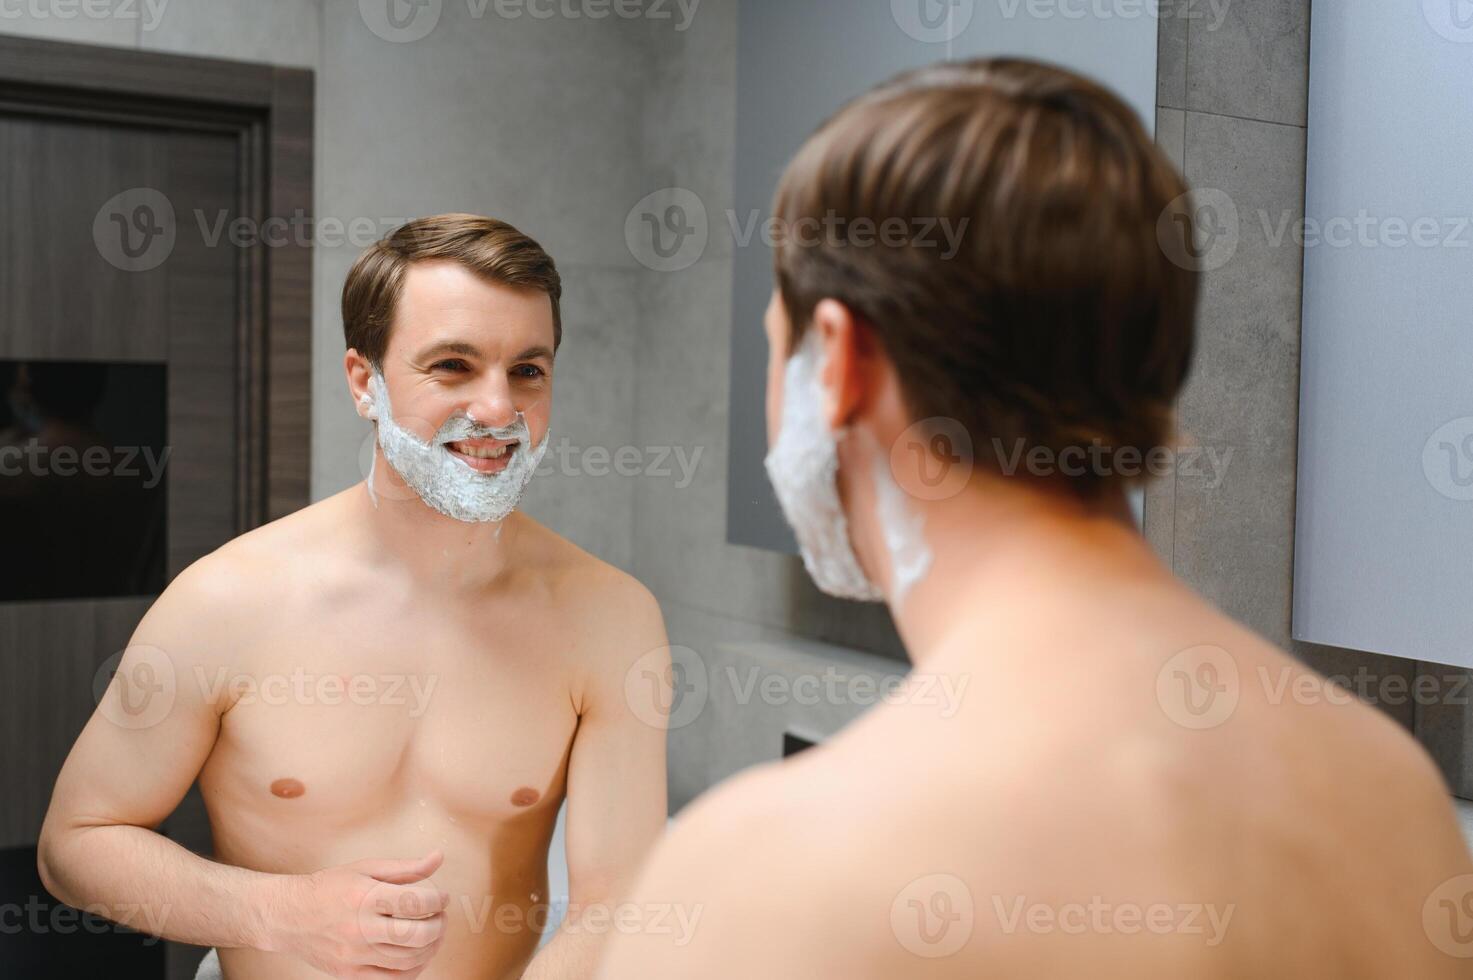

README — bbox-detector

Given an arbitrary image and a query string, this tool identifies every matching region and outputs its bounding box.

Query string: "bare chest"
[199,604,579,830]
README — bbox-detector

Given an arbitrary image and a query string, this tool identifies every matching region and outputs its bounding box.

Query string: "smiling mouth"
[446,439,519,473]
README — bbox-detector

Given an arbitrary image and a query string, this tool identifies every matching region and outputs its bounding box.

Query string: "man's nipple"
[510,786,540,807]
[270,778,306,799]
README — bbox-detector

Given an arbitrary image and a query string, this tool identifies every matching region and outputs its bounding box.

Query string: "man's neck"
[352,465,523,595]
[885,477,1168,669]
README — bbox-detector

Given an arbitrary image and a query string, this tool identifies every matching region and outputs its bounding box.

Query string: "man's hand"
[262,850,450,978]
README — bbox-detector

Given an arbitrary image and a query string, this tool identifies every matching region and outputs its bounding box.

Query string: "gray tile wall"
[1151,0,1470,797]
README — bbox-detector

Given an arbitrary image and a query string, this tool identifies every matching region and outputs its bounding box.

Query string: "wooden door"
[0,36,313,979]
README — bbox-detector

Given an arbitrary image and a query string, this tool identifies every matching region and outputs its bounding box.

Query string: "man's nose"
[465,375,518,431]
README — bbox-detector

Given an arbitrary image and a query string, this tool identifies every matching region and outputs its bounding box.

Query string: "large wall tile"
[316,0,650,272]
[1156,105,1187,168]
[142,0,320,69]
[1157,0,1188,109]
[1172,110,1305,646]
[0,4,138,47]
[1186,0,1309,125]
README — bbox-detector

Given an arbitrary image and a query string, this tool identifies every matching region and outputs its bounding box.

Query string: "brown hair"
[772,58,1199,496]
[342,213,562,367]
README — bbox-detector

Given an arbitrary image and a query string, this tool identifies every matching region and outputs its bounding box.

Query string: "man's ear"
[812,298,871,431]
[345,350,377,420]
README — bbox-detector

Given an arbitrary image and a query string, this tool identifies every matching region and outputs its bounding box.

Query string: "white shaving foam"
[362,368,549,524]
[872,451,933,607]
[763,331,937,607]
[763,332,884,602]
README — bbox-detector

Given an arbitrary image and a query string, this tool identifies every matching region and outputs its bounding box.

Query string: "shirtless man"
[38,214,672,980]
[597,59,1473,978]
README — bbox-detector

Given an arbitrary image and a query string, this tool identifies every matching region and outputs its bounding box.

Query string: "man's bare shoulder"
[163,485,345,585]
[603,746,1035,979]
[934,580,1466,869]
[511,513,663,632]
[506,515,666,700]
[1128,612,1470,874]
[209,487,353,566]
[126,523,300,675]
[146,490,357,632]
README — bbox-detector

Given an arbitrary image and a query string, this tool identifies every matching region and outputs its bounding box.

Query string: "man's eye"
[433,359,469,372]
[514,364,546,379]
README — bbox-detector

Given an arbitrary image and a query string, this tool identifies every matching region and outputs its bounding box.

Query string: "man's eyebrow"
[513,345,555,362]
[415,340,483,361]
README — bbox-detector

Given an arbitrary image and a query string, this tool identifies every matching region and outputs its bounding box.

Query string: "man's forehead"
[390,262,555,354]
[398,261,548,317]
[409,337,555,363]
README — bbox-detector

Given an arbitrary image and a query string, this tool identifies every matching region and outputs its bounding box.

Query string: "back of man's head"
[773,57,1200,500]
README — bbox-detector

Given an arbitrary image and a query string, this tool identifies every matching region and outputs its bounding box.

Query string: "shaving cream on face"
[872,449,934,607]
[362,368,549,523]
[763,331,885,602]
[763,330,936,607]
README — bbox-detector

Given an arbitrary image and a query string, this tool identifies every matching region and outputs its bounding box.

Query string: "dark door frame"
[0,34,313,529]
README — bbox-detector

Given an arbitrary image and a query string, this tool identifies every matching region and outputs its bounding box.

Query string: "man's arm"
[37,552,282,948]
[590,764,803,980]
[37,551,449,977]
[521,575,671,980]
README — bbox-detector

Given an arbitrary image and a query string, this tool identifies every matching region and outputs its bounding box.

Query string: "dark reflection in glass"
[0,360,167,602]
